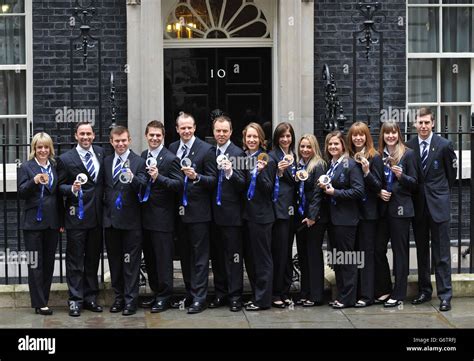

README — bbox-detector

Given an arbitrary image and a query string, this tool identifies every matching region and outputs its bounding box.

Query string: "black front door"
[164,48,272,147]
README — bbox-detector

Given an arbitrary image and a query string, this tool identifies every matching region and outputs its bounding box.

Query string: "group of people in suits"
[17,106,456,316]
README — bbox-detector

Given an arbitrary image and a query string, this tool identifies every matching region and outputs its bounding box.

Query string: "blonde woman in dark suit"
[18,132,61,315]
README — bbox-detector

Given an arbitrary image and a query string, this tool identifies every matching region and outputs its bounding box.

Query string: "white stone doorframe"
[126,0,314,151]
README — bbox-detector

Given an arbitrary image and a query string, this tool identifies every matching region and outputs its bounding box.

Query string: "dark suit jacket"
[357,154,384,221]
[18,159,61,230]
[295,162,329,223]
[103,150,147,230]
[406,135,457,223]
[169,137,217,223]
[379,148,418,219]
[269,149,297,220]
[328,157,365,226]
[57,145,104,229]
[140,147,183,232]
[243,150,276,224]
[211,142,246,227]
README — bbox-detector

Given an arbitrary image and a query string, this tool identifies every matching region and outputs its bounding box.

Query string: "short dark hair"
[175,112,196,127]
[75,122,94,134]
[110,125,130,139]
[145,120,165,136]
[213,115,233,131]
[416,107,434,121]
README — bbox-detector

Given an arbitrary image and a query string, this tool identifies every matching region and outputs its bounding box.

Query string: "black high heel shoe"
[35,307,53,316]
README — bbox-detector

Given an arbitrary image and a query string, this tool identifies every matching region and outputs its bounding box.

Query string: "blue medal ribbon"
[216,169,223,206]
[181,161,196,207]
[36,166,52,222]
[115,191,123,210]
[138,178,152,203]
[246,150,261,201]
[298,181,306,217]
[36,184,45,222]
[182,176,189,206]
[272,173,280,203]
[78,188,84,219]
[384,165,394,192]
[247,166,258,201]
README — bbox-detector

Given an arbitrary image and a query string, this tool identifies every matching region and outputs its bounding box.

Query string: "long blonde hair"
[29,132,55,163]
[378,121,406,164]
[297,134,326,174]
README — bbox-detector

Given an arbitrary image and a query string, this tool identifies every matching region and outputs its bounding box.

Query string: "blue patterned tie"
[113,157,122,181]
[421,141,428,170]
[180,145,188,160]
[85,151,96,181]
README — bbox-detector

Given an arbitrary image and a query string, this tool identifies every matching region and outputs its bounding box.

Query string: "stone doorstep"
[1,270,473,308]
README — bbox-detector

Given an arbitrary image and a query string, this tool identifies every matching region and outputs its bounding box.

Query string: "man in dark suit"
[140,120,183,313]
[57,122,104,317]
[209,115,246,312]
[103,126,147,316]
[169,112,217,314]
[407,107,457,312]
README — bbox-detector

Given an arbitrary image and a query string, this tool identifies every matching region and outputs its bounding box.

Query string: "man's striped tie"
[85,151,96,181]
[113,157,122,181]
[180,144,189,160]
[421,141,428,170]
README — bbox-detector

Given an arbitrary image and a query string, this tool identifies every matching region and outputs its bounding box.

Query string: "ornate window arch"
[164,0,271,40]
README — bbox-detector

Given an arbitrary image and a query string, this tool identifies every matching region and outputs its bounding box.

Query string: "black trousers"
[328,224,358,306]
[66,227,102,305]
[143,229,174,301]
[211,225,243,301]
[24,229,58,308]
[176,222,210,303]
[271,219,292,301]
[374,216,411,300]
[355,220,376,303]
[296,221,327,302]
[413,207,452,301]
[104,227,142,306]
[247,221,273,308]
[242,222,255,294]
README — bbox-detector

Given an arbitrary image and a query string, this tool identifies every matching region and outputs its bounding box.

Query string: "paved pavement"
[0,297,473,329]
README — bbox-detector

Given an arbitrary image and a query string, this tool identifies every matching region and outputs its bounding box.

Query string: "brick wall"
[32,0,128,142]
[314,0,406,140]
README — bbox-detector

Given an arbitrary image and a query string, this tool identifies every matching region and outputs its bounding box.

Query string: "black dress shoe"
[83,301,103,313]
[411,294,432,305]
[272,300,286,309]
[171,297,192,309]
[69,306,81,317]
[209,297,227,309]
[439,300,451,312]
[229,300,242,312]
[151,300,170,313]
[383,299,402,308]
[139,296,156,309]
[35,307,53,316]
[122,304,137,316]
[109,301,124,313]
[187,301,207,314]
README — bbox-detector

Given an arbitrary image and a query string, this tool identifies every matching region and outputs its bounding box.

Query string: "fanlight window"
[165,0,270,39]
